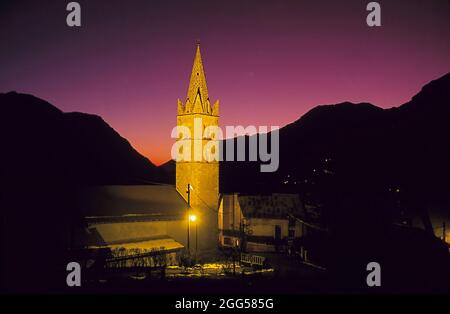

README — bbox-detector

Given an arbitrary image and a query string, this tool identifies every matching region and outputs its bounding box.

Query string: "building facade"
[218,193,324,261]
[219,193,302,252]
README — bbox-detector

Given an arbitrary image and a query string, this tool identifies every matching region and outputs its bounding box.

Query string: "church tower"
[176,44,219,251]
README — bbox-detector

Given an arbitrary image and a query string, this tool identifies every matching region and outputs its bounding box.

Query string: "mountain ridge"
[0,91,158,185]
[2,72,449,188]
[221,72,450,196]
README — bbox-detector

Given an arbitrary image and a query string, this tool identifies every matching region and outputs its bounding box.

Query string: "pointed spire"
[178,43,219,116]
[186,43,210,113]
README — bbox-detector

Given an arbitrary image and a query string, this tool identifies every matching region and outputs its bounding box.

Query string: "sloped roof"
[81,184,187,219]
[237,193,304,219]
[89,236,184,252]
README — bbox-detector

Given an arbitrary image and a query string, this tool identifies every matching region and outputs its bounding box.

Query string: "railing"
[106,247,181,263]
[240,253,266,266]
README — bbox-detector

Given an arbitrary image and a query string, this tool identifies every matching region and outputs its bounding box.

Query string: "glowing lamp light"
[189,214,197,222]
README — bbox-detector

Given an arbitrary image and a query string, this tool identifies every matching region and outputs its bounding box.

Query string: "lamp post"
[186,184,199,256]
[186,184,191,251]
[189,214,198,256]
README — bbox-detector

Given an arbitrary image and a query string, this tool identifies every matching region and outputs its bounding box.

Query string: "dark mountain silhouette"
[0,92,158,185]
[221,72,450,201]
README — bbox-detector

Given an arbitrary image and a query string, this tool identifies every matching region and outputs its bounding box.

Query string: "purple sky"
[1,0,450,164]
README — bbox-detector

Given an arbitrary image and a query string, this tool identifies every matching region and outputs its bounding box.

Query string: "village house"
[218,193,324,262]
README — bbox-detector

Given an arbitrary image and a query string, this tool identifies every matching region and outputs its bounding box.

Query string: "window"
[274,225,281,240]
[223,237,233,246]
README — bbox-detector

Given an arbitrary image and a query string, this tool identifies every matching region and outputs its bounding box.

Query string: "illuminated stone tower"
[176,44,219,251]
